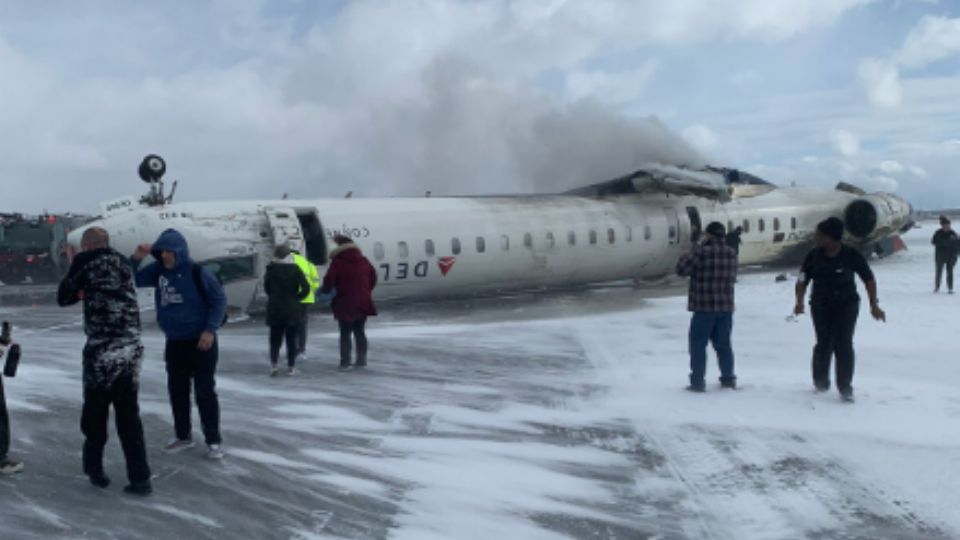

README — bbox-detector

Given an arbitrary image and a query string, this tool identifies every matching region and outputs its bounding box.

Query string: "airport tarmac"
[1,224,958,539]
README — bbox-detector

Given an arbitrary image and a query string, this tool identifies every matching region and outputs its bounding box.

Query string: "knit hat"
[705,222,726,238]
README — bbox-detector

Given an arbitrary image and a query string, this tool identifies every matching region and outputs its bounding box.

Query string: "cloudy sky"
[1,0,958,214]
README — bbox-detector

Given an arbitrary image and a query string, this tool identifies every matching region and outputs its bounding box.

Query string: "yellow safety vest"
[292,253,320,304]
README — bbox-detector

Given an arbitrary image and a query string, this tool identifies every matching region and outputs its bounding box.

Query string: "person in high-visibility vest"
[291,249,320,361]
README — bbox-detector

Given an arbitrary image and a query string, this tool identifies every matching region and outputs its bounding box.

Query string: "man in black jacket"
[57,227,152,495]
[0,343,24,475]
[931,216,958,294]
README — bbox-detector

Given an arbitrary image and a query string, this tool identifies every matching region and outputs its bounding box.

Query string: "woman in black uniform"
[793,217,886,402]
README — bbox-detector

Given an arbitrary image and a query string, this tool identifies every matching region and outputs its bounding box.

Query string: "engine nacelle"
[843,193,913,242]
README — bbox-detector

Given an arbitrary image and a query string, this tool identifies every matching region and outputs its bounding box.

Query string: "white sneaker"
[206,444,225,460]
[163,438,196,453]
[287,366,296,376]
[296,353,306,363]
[270,364,280,377]
[0,459,24,475]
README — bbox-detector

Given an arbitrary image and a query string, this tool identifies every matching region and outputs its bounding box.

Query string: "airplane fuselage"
[71,186,912,313]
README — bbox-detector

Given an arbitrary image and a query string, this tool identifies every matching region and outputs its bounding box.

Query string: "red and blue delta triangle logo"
[437,256,456,276]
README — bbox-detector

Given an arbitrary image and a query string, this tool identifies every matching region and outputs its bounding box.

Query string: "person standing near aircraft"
[676,222,739,392]
[57,227,152,494]
[130,229,227,459]
[726,226,743,255]
[931,215,958,294]
[291,247,319,362]
[264,245,310,375]
[0,335,24,475]
[794,217,885,403]
[320,235,377,370]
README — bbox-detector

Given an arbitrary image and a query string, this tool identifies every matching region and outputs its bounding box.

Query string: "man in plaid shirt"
[675,221,738,392]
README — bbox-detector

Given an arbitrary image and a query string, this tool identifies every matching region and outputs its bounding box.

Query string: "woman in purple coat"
[320,235,377,369]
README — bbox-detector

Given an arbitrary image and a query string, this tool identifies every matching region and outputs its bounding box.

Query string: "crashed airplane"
[68,156,914,313]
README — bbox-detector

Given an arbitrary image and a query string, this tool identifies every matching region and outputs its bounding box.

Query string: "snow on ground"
[0,223,958,539]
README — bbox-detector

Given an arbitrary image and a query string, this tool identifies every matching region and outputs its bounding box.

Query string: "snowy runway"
[1,224,958,539]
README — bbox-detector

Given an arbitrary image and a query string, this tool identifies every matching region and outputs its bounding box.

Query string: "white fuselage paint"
[70,187,909,313]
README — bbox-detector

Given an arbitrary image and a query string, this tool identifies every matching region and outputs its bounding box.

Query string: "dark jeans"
[0,377,9,460]
[270,324,299,367]
[165,338,222,445]
[811,300,859,392]
[81,373,151,483]
[688,311,735,387]
[297,305,308,354]
[935,255,956,291]
[338,318,368,367]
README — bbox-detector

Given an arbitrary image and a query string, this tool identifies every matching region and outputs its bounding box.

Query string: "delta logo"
[437,256,456,276]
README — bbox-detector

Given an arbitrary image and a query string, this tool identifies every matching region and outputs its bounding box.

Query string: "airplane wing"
[566,164,732,201]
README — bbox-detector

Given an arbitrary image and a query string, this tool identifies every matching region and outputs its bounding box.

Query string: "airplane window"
[742,220,750,233]
[759,219,766,233]
[398,241,409,259]
[668,225,677,239]
[523,233,533,248]
[501,235,509,251]
[199,256,255,285]
[545,232,555,248]
[425,239,435,257]
[374,242,385,261]
[452,238,461,255]
[773,218,781,232]
[589,230,598,245]
[607,228,615,244]
[644,225,651,240]
[791,217,797,230]
[625,226,633,242]
[568,231,576,245]
[476,237,485,253]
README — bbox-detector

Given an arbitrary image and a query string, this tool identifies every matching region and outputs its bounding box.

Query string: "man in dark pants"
[320,235,377,370]
[794,217,886,402]
[57,227,151,494]
[726,226,743,255]
[0,344,24,475]
[676,222,739,392]
[131,229,227,459]
[931,215,958,293]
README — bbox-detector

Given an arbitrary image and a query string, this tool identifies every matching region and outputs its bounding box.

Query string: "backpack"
[192,264,229,326]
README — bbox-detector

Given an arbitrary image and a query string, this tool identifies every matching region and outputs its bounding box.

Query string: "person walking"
[264,245,310,376]
[320,235,377,370]
[57,227,152,494]
[726,226,743,256]
[794,217,885,403]
[931,215,958,294]
[291,248,319,362]
[130,229,227,459]
[0,336,24,475]
[675,221,739,392]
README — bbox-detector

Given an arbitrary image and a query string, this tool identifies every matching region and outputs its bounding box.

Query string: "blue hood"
[151,229,192,270]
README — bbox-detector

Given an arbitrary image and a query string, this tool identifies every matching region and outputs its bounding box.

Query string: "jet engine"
[843,193,913,242]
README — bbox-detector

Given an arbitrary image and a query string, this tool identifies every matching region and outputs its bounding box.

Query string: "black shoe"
[814,380,830,392]
[355,361,367,368]
[88,473,111,488]
[685,384,706,393]
[839,388,855,403]
[720,379,737,390]
[123,481,153,496]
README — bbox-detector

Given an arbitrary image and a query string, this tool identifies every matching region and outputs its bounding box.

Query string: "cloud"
[858,15,960,108]
[857,58,903,107]
[563,60,659,104]
[830,129,861,157]
[877,160,906,174]
[895,15,960,68]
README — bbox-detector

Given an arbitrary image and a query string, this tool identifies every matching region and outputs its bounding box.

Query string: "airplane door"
[263,207,305,250]
[686,206,702,242]
[663,208,680,246]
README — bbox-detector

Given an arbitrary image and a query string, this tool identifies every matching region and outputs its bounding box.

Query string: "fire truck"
[0,213,89,285]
